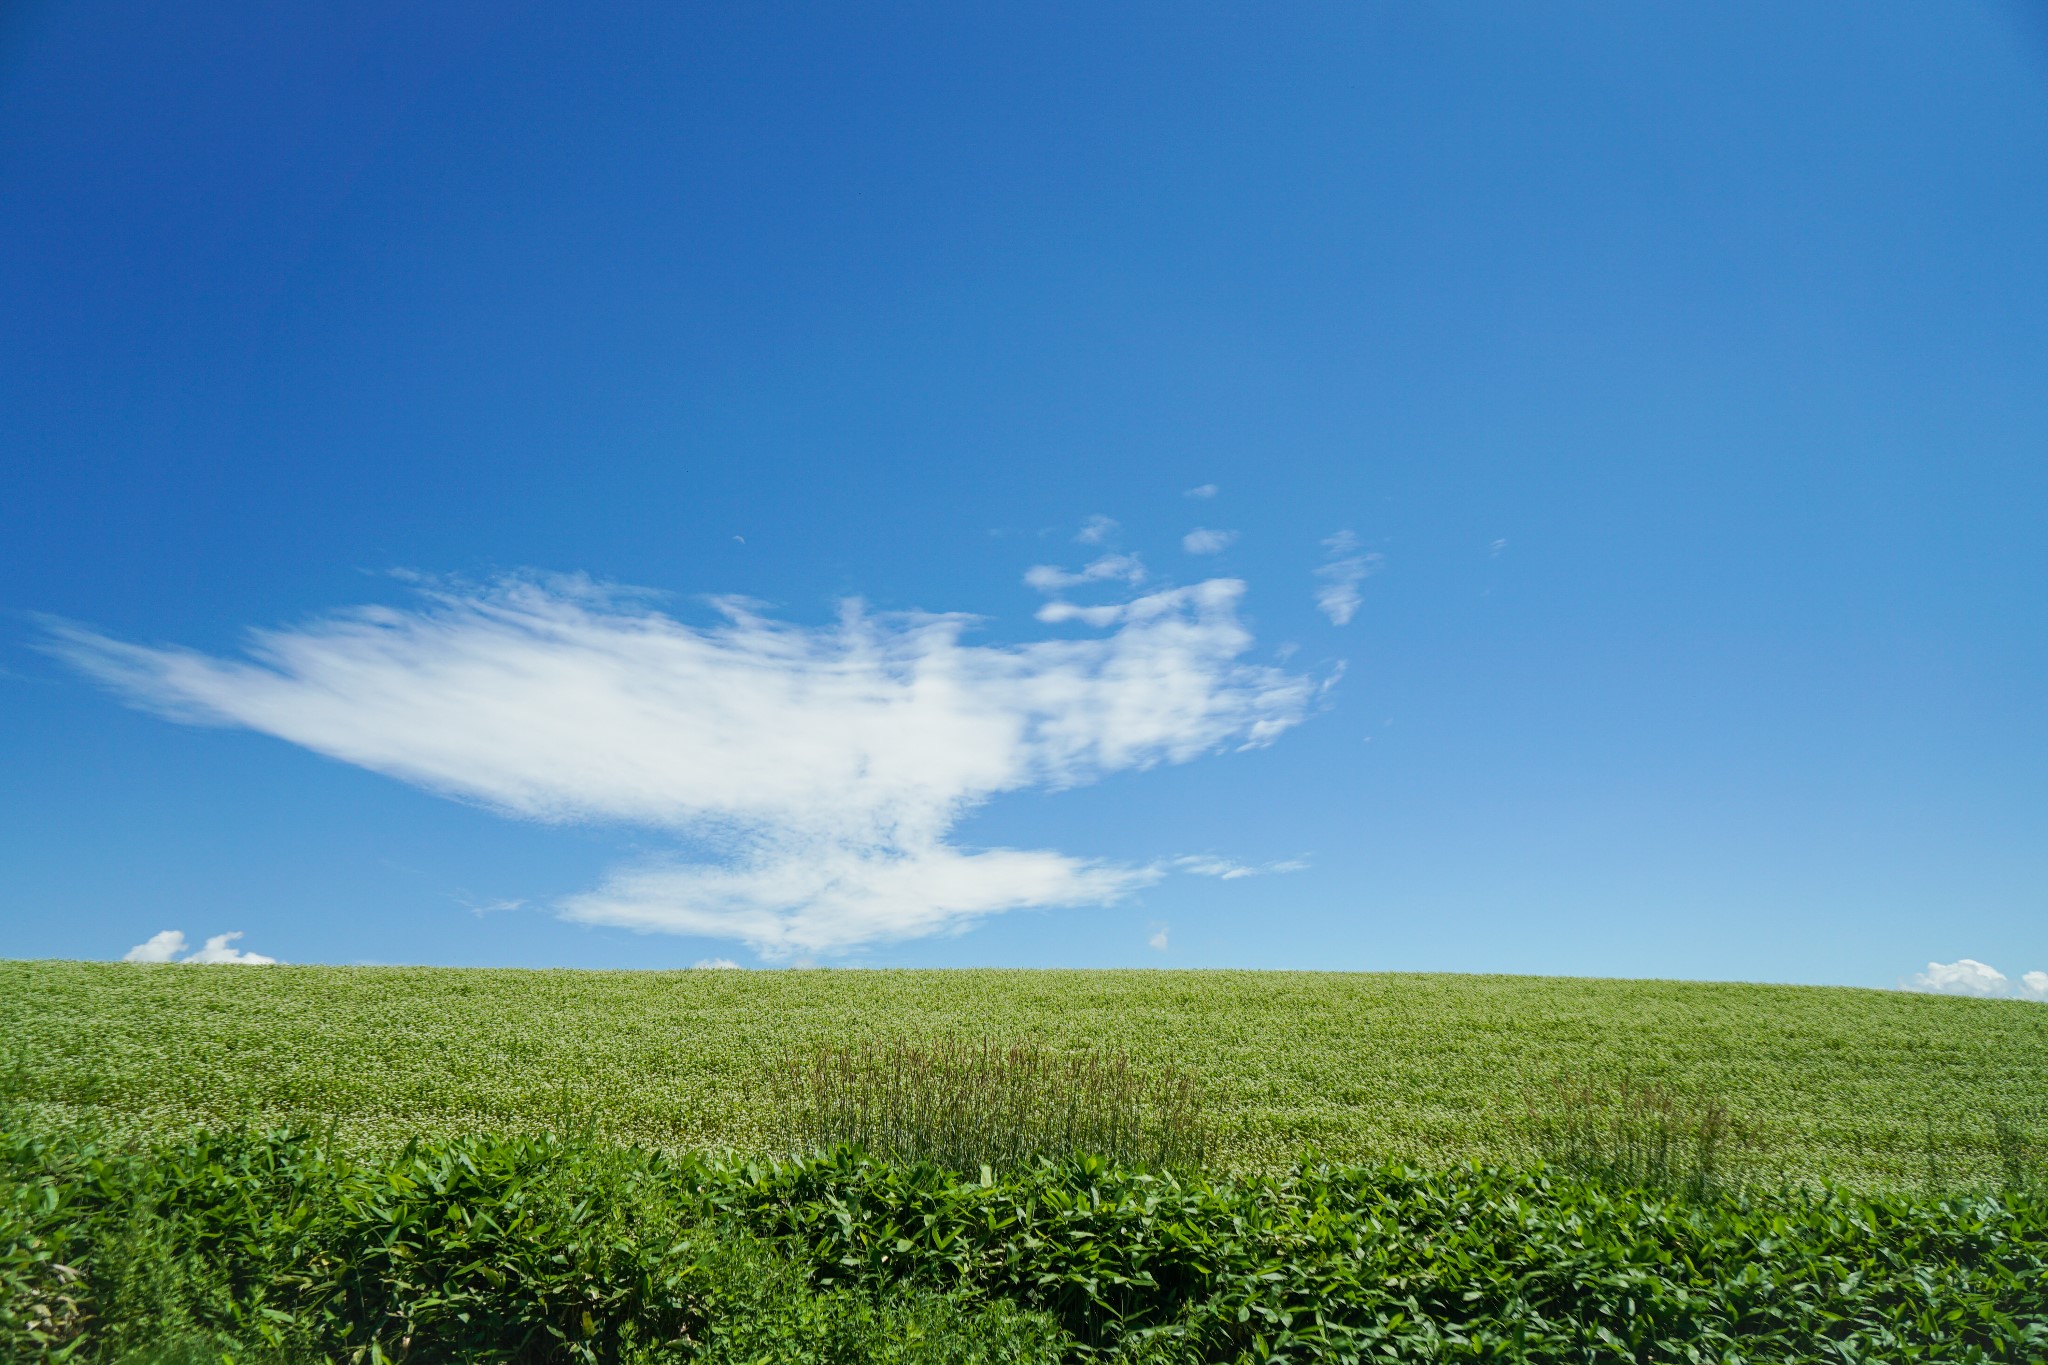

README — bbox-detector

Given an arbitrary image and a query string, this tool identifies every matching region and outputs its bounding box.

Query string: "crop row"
[3,962,2046,1189]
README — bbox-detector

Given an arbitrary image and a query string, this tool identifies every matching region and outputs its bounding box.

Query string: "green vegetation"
[7,1118,2047,1363]
[0,1119,1070,1364]
[776,1038,1206,1173]
[7,962,2048,1359]
[4,961,2046,1189]
[1514,1077,1735,1200]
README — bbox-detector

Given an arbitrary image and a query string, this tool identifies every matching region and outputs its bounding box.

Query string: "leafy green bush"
[671,1236,1066,1365]
[712,1147,2048,1361]
[774,1038,1206,1174]
[6,1113,2048,1363]
[0,1118,1063,1364]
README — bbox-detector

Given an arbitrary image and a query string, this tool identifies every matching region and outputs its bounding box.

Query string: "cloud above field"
[124,930,279,965]
[53,571,1315,956]
[1903,958,2048,1001]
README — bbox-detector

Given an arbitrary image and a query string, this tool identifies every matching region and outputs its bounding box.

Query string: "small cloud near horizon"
[692,957,743,970]
[1147,923,1169,951]
[1903,958,2048,1000]
[1184,484,1218,499]
[124,929,280,965]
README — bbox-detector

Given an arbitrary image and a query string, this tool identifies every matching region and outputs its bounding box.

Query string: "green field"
[5,961,2044,1190]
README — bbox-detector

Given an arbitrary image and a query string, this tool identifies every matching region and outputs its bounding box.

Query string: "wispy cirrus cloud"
[1075,515,1120,545]
[1023,553,1157,628]
[1023,553,1146,594]
[455,894,526,916]
[1314,531,1384,626]
[51,570,1314,957]
[1172,855,1308,881]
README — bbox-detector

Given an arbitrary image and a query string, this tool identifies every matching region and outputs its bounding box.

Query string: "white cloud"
[1075,515,1119,545]
[1023,554,1146,594]
[572,846,1155,957]
[1178,856,1254,880]
[1033,601,1126,628]
[123,929,279,965]
[1173,855,1308,881]
[1314,531,1384,626]
[183,931,279,965]
[1907,958,2008,996]
[1184,484,1217,500]
[124,929,187,963]
[53,572,1313,957]
[1147,924,1169,951]
[1025,554,1155,630]
[1489,538,1508,556]
[1902,958,2048,1000]
[692,957,743,970]
[1182,528,1238,555]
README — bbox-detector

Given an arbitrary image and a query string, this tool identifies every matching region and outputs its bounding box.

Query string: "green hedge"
[6,1118,2046,1363]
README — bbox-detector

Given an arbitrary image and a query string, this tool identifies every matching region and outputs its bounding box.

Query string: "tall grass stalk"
[1992,1111,2043,1194]
[1521,1075,1738,1198]
[774,1037,1206,1173]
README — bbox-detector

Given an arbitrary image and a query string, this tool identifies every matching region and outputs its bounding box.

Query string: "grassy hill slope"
[3,961,2043,1188]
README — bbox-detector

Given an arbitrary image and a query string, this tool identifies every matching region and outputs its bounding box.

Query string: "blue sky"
[3,3,2045,988]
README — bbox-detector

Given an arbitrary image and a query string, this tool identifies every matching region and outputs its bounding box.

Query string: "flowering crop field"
[2,961,2043,1190]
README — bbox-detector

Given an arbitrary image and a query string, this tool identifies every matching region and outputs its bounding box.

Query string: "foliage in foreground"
[7,1117,2048,1364]
[0,1118,1065,1365]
